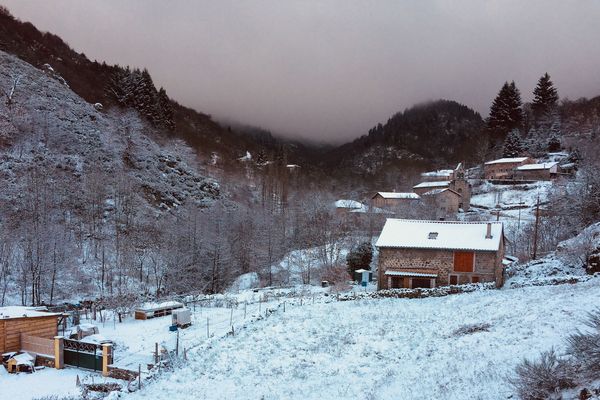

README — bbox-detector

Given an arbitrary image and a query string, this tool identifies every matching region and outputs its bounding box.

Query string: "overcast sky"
[3,1,600,143]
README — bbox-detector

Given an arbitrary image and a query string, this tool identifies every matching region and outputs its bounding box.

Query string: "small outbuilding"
[134,301,184,320]
[0,307,62,354]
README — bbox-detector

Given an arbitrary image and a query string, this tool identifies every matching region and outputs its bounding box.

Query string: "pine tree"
[487,81,523,142]
[156,87,175,130]
[502,129,524,157]
[547,135,561,152]
[532,73,559,118]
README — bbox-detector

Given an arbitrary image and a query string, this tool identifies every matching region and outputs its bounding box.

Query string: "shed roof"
[0,306,61,320]
[376,219,503,251]
[516,162,558,171]
[485,157,530,165]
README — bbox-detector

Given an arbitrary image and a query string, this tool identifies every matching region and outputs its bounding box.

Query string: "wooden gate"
[63,339,104,371]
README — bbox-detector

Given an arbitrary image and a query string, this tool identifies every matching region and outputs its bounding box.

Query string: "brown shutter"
[454,251,474,272]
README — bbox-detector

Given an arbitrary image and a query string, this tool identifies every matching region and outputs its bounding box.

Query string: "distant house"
[413,163,471,211]
[376,219,505,290]
[334,199,391,216]
[0,307,62,354]
[484,157,534,180]
[421,188,462,215]
[514,162,558,181]
[371,192,420,209]
[420,169,455,182]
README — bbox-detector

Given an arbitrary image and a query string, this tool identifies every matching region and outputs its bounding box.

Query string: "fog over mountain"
[3,0,600,142]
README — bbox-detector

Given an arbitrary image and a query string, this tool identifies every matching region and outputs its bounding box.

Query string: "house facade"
[484,157,534,180]
[421,188,462,215]
[376,219,505,290]
[371,192,420,209]
[514,162,558,181]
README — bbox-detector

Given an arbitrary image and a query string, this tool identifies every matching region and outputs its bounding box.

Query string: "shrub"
[566,309,600,380]
[453,322,491,336]
[510,349,576,400]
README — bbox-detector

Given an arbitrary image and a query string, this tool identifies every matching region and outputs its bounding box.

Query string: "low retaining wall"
[338,282,496,301]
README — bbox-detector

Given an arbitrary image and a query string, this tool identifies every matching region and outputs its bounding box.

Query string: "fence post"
[102,343,112,377]
[54,336,64,369]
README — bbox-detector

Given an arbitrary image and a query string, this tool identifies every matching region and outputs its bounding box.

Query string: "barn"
[0,307,62,354]
[376,219,505,290]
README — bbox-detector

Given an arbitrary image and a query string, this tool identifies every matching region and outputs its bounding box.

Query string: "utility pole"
[532,196,541,260]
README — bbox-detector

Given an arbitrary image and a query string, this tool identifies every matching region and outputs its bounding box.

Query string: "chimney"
[485,223,493,239]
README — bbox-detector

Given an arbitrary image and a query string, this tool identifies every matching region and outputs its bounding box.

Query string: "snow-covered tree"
[487,81,524,143]
[503,129,524,157]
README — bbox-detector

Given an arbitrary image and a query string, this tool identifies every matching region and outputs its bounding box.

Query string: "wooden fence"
[20,334,54,357]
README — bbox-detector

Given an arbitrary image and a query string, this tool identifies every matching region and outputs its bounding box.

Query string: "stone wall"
[378,246,503,289]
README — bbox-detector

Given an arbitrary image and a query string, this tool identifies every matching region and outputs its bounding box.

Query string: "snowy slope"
[127,278,600,400]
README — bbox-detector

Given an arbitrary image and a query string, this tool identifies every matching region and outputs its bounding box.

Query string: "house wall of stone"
[377,246,504,290]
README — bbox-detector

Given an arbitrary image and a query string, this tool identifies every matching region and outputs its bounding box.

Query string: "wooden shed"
[134,301,184,320]
[0,307,62,354]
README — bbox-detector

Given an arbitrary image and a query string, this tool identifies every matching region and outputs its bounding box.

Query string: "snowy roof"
[137,301,184,312]
[516,162,558,171]
[374,192,420,199]
[376,219,503,251]
[10,352,35,365]
[412,181,450,189]
[484,157,530,165]
[286,164,300,169]
[0,306,61,320]
[421,188,461,197]
[334,199,363,209]
[421,169,453,177]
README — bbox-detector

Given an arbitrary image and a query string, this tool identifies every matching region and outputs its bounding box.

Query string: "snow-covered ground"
[126,276,600,400]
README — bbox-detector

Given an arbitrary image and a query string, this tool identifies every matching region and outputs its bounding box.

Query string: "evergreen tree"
[346,242,373,278]
[487,81,524,142]
[502,129,524,157]
[532,73,559,118]
[156,87,175,130]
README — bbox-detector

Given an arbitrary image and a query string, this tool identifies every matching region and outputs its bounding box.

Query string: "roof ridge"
[386,218,502,225]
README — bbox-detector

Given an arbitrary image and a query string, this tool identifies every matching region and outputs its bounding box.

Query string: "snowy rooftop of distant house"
[421,169,453,177]
[334,199,363,209]
[136,301,184,312]
[516,162,558,171]
[376,219,503,251]
[374,192,420,199]
[286,164,300,169]
[349,205,393,214]
[485,157,530,165]
[412,181,450,189]
[0,306,61,319]
[422,188,461,197]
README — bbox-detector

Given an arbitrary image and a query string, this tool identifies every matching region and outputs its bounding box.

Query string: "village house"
[514,162,558,181]
[0,306,62,354]
[420,169,455,182]
[371,192,420,209]
[413,163,471,211]
[376,219,505,290]
[484,157,534,180]
[421,188,462,215]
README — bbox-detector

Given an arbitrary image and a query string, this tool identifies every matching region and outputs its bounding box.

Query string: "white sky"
[3,0,600,143]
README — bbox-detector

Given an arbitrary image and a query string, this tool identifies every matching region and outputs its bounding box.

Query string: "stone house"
[514,162,558,181]
[371,192,420,210]
[376,219,505,290]
[484,157,534,180]
[413,163,471,211]
[421,188,462,215]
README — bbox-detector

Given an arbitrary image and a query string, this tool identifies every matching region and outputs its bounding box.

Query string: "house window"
[428,232,438,240]
[471,276,480,283]
[449,275,458,285]
[454,251,474,272]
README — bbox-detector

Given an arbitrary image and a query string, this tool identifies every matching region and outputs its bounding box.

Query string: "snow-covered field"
[126,277,600,400]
